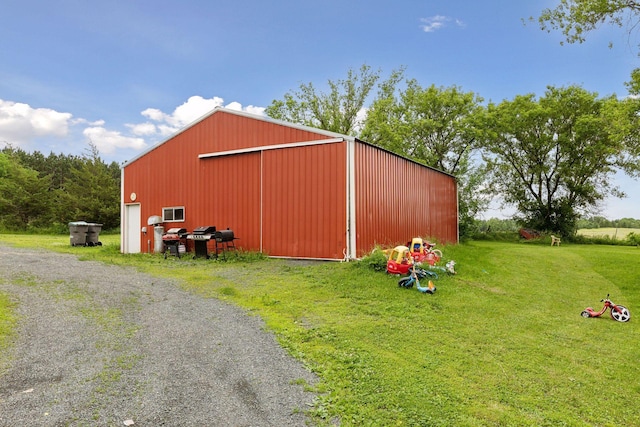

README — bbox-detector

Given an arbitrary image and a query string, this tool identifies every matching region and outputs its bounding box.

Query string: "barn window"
[162,206,185,222]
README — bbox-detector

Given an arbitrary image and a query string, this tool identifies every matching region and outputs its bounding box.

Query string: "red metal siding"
[177,111,335,154]
[122,109,458,259]
[122,110,339,254]
[261,142,347,258]
[354,143,458,257]
[197,153,262,252]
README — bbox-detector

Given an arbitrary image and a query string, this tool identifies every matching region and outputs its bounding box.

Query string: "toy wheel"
[580,311,591,318]
[610,306,631,322]
[398,277,413,288]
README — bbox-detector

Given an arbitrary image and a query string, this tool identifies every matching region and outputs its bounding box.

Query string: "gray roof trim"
[198,137,344,159]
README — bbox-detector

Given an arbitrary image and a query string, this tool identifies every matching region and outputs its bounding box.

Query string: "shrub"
[357,248,388,272]
[627,232,640,246]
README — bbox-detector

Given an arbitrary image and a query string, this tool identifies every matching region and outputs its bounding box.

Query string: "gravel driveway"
[0,244,318,426]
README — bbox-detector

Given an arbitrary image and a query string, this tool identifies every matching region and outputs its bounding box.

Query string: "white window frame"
[162,206,185,223]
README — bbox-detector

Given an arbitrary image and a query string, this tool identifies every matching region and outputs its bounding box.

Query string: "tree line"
[265,66,640,237]
[0,144,120,231]
[265,1,640,238]
[2,2,638,238]
[2,72,638,237]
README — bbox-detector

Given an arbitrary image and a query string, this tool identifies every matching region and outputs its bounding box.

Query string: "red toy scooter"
[581,294,631,322]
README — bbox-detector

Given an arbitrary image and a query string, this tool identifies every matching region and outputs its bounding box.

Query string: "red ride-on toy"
[386,245,413,275]
[581,294,631,322]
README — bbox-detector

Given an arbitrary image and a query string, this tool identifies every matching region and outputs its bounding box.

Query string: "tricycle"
[581,294,630,322]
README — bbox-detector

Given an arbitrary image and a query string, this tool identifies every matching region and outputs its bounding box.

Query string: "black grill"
[191,225,216,238]
[213,228,238,258]
[187,226,217,258]
[185,226,237,259]
[214,229,234,242]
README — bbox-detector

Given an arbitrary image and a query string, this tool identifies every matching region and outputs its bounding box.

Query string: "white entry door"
[124,204,141,253]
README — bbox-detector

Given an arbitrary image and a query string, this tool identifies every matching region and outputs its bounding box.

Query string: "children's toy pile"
[384,238,456,295]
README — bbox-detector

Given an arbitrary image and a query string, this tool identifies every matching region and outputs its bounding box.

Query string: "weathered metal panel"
[354,142,458,257]
[261,142,347,258]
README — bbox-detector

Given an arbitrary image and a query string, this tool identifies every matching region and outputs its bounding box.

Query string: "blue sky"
[1,0,638,219]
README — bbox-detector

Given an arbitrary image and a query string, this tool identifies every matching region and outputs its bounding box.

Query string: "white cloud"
[83,126,148,154]
[226,102,266,116]
[140,108,167,123]
[225,101,243,112]
[245,105,266,116]
[420,15,447,32]
[126,122,157,136]
[138,96,225,136]
[353,107,368,134]
[73,118,105,126]
[156,124,178,137]
[0,95,265,161]
[169,95,224,127]
[134,96,266,139]
[0,99,72,145]
[420,15,465,33]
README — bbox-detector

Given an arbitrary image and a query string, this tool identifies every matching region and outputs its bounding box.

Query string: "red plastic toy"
[408,237,442,266]
[386,245,413,275]
[581,294,631,322]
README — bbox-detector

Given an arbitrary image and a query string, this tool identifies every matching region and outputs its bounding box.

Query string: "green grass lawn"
[1,234,638,426]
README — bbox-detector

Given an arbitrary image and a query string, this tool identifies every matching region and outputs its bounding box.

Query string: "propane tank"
[153,225,164,253]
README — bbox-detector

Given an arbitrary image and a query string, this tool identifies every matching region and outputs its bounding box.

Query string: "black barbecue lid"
[214,228,234,242]
[192,225,216,234]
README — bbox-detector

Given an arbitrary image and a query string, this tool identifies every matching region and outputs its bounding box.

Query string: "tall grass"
[0,235,638,426]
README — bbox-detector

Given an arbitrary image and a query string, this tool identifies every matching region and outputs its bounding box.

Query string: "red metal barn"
[120,108,458,259]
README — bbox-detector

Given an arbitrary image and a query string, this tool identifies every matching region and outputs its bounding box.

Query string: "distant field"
[577,227,640,240]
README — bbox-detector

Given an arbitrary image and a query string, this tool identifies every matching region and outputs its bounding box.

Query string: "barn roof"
[122,106,455,179]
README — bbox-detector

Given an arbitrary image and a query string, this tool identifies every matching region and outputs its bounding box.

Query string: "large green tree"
[536,0,640,47]
[265,65,403,136]
[57,143,121,229]
[2,145,85,191]
[0,153,53,229]
[361,80,488,237]
[362,80,483,174]
[0,144,121,231]
[481,85,640,236]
